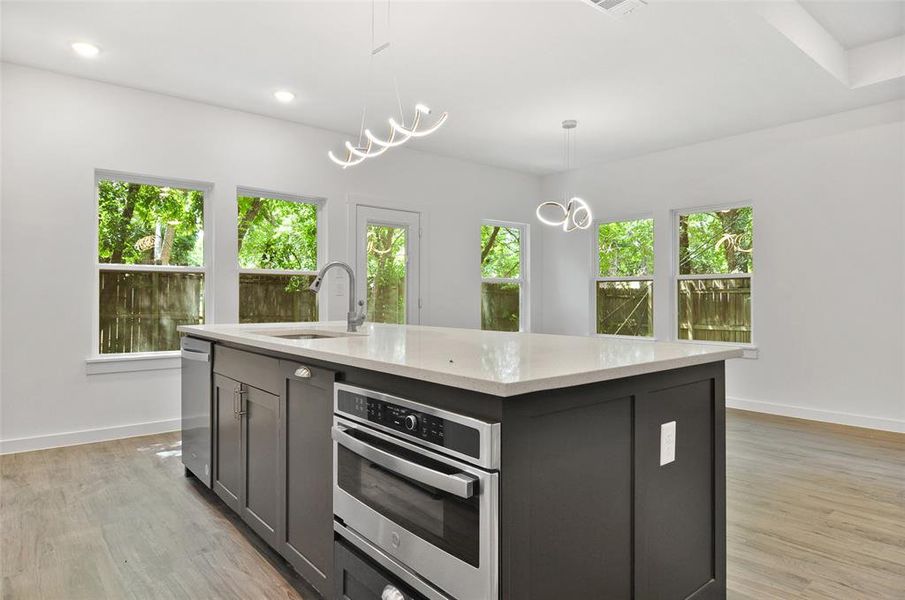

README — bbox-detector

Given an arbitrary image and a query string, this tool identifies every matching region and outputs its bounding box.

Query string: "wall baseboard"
[3,399,900,454]
[0,418,181,455]
[727,396,905,434]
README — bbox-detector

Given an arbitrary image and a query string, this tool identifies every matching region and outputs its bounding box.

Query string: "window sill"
[594,333,660,342]
[85,351,182,375]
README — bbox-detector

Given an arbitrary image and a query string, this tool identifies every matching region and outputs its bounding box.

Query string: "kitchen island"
[179,321,741,600]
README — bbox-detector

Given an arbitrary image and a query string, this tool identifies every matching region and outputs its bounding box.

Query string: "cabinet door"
[280,361,336,598]
[213,373,242,512]
[240,384,282,549]
[634,376,725,600]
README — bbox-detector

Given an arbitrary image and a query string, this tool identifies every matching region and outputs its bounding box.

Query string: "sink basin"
[256,328,358,340]
[271,333,334,340]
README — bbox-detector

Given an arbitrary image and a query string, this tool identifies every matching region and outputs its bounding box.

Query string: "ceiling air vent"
[583,0,647,18]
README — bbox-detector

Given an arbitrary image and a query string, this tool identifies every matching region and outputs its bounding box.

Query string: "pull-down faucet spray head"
[308,275,324,293]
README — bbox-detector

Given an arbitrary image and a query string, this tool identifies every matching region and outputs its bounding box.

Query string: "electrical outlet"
[660,421,676,466]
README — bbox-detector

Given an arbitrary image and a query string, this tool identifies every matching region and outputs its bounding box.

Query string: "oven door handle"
[332,425,478,499]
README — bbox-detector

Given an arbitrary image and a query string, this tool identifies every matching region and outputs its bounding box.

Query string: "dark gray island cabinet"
[179,323,741,600]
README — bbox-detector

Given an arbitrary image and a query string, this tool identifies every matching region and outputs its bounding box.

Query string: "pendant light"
[327,0,448,169]
[536,120,592,232]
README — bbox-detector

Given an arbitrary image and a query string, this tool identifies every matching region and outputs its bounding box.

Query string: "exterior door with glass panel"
[355,206,421,325]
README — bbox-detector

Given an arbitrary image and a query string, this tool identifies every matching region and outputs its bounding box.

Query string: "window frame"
[236,186,326,323]
[91,169,214,362]
[590,213,656,340]
[671,202,755,348]
[480,219,529,332]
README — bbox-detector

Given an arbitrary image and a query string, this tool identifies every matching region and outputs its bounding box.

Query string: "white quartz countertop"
[178,322,743,397]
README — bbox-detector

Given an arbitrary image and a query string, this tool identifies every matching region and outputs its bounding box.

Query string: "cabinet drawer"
[213,346,281,395]
[335,540,426,600]
[280,360,335,392]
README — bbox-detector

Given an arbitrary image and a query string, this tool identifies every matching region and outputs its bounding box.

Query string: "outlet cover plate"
[660,421,676,466]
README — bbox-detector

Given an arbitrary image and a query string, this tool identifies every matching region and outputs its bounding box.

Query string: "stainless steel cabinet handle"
[181,349,210,362]
[233,386,239,420]
[332,425,477,499]
[236,386,248,417]
[381,585,405,600]
[294,366,312,379]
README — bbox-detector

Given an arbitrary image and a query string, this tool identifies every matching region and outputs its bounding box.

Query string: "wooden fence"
[596,282,653,336]
[678,277,751,343]
[481,282,520,332]
[239,274,318,324]
[99,270,204,354]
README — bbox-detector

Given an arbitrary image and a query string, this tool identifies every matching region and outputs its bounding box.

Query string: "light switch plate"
[660,421,676,466]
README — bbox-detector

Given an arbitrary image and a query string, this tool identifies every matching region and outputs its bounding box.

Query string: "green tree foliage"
[98,180,203,266]
[367,225,407,324]
[480,225,520,278]
[237,196,318,272]
[679,207,753,275]
[598,219,654,277]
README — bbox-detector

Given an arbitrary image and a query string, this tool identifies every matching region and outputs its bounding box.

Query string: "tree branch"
[480,226,500,264]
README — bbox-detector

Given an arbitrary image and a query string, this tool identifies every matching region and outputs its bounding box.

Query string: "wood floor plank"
[2,410,903,599]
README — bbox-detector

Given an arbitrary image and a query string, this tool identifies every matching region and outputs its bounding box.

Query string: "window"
[480,222,526,332]
[595,218,654,337]
[676,206,753,344]
[237,191,321,323]
[96,175,207,354]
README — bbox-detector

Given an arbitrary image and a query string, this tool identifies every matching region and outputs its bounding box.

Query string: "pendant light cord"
[359,0,406,139]
[387,0,406,125]
[356,0,379,148]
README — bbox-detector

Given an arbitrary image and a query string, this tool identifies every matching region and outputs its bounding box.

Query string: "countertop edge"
[178,326,742,397]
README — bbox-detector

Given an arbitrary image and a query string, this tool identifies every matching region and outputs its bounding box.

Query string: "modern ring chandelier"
[536,120,593,232]
[327,0,448,169]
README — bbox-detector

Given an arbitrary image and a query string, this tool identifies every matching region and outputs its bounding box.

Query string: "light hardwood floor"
[726,410,905,599]
[0,433,314,600]
[1,410,903,599]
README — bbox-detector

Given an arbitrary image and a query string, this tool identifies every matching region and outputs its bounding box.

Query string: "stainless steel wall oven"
[332,383,500,600]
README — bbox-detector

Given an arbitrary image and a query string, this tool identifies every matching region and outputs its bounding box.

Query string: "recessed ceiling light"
[71,42,100,58]
[273,90,295,103]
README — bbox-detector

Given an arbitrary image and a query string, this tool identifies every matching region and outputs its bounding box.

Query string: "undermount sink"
[257,328,359,340]
[271,333,334,340]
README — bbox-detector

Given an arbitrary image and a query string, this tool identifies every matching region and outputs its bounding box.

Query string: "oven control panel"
[336,386,483,463]
[344,392,447,445]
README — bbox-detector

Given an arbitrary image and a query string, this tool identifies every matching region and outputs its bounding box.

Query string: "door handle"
[332,425,477,499]
[294,366,312,379]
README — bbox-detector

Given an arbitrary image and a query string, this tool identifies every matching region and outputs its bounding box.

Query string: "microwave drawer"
[335,539,426,600]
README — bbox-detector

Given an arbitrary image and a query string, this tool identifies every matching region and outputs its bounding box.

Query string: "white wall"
[540,100,905,432]
[0,64,542,452]
[3,64,902,453]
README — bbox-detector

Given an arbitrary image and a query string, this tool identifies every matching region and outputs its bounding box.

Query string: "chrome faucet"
[309,261,366,332]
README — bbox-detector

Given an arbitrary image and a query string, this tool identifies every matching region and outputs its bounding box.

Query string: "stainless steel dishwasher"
[181,336,212,487]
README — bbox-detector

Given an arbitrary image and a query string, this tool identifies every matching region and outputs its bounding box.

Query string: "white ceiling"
[800,1,905,49]
[2,1,903,174]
